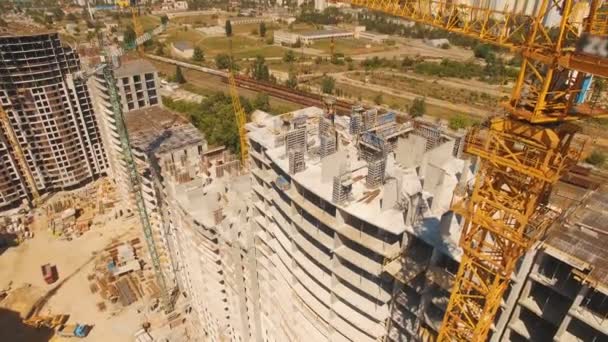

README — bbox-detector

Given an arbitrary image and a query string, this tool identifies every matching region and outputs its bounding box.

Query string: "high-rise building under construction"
[0,32,107,210]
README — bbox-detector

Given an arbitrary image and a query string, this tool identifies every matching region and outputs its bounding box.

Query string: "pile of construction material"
[88,239,162,313]
[0,212,34,247]
[47,205,91,240]
[45,179,120,240]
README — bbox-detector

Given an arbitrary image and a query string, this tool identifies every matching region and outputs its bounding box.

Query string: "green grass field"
[170,14,218,27]
[312,38,393,56]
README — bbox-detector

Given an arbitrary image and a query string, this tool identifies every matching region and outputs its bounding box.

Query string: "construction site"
[0,0,607,342]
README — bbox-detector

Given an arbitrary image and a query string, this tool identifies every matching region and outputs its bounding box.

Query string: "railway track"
[145,54,354,113]
[230,75,353,114]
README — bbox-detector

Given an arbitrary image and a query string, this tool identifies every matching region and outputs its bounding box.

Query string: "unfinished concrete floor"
[0,205,148,342]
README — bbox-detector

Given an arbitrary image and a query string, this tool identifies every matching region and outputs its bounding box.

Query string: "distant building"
[356,31,390,43]
[425,38,450,48]
[273,30,300,45]
[315,0,327,11]
[273,28,354,46]
[161,0,188,11]
[218,16,276,26]
[171,41,194,59]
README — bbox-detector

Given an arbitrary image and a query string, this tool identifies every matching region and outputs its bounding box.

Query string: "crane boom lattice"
[228,72,249,168]
[0,107,40,204]
[101,64,172,311]
[344,0,608,341]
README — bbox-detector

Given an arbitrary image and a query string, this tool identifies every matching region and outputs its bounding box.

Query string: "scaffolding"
[366,157,386,189]
[332,173,353,204]
[285,127,307,155]
[319,134,337,159]
[288,150,305,175]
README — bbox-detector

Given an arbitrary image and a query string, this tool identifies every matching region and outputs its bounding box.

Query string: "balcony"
[332,280,389,320]
[331,310,377,342]
[570,305,608,335]
[335,223,400,258]
[332,296,386,338]
[286,187,340,231]
[426,266,455,292]
[292,250,331,289]
[293,233,332,268]
[383,256,427,285]
[334,244,383,276]
[292,212,334,249]
[333,262,391,302]
[391,309,417,336]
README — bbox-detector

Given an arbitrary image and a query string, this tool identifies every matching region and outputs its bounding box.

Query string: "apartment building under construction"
[0,32,107,210]
[241,106,608,342]
[114,100,607,342]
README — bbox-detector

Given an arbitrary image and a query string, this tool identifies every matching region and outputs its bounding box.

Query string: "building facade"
[242,106,608,342]
[90,59,161,203]
[0,32,107,210]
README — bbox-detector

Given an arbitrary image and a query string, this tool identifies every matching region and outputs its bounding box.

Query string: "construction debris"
[87,238,161,312]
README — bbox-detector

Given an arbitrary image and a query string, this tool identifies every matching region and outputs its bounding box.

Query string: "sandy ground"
[0,207,152,342]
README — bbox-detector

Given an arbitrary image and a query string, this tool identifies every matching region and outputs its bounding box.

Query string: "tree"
[321,76,335,94]
[49,8,64,22]
[225,20,232,37]
[410,97,426,117]
[123,25,136,47]
[160,14,169,25]
[448,115,470,130]
[259,22,267,37]
[331,53,344,65]
[215,54,232,70]
[286,68,298,89]
[174,66,186,84]
[473,44,495,61]
[253,92,271,112]
[155,42,165,56]
[251,56,270,82]
[586,150,606,167]
[283,50,296,63]
[374,94,383,105]
[192,47,204,62]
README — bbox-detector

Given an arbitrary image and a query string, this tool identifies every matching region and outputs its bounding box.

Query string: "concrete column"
[490,248,538,342]
[555,284,590,340]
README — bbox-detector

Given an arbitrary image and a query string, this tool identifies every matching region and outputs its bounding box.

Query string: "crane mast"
[228,69,249,168]
[344,0,608,341]
[0,107,40,205]
[84,0,173,311]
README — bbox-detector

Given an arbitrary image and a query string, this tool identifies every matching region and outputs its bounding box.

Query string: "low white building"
[274,28,354,46]
[273,30,300,45]
[425,38,450,48]
[161,0,188,11]
[356,31,390,43]
[171,41,194,59]
[219,16,276,26]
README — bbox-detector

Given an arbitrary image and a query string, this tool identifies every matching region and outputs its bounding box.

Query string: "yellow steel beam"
[228,73,249,168]
[0,106,40,205]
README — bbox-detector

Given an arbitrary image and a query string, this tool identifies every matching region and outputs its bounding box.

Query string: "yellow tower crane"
[227,37,249,168]
[228,71,250,168]
[340,0,608,341]
[0,106,40,205]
